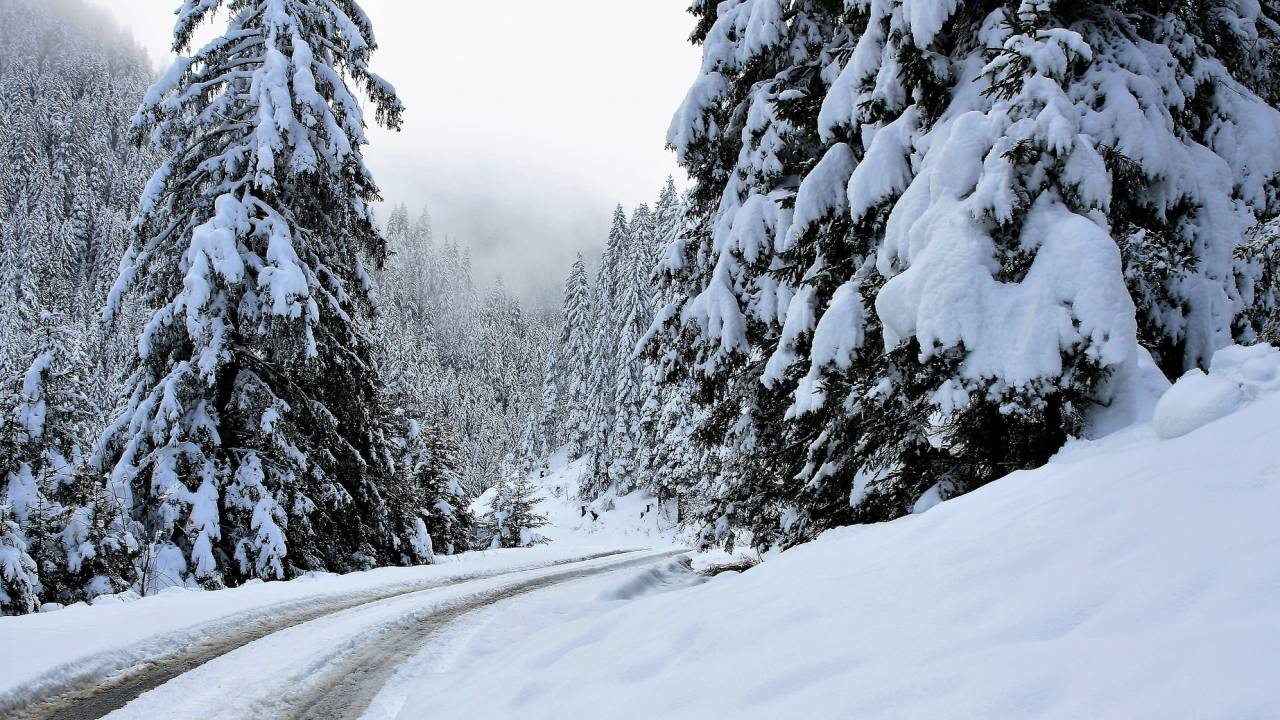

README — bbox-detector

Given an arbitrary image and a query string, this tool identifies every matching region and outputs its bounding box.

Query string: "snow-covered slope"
[403,355,1280,719]
[472,447,687,548]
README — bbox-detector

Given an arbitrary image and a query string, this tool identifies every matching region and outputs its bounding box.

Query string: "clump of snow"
[1153,344,1280,439]
[594,556,705,603]
[1085,345,1171,438]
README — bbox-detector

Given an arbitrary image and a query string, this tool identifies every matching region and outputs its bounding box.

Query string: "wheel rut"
[286,550,688,720]
[3,551,634,720]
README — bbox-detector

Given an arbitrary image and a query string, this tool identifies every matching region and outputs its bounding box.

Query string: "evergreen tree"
[384,380,475,559]
[581,206,630,497]
[651,0,849,549]
[656,0,1280,550]
[1,287,135,611]
[483,469,550,550]
[529,180,693,502]
[542,255,593,457]
[652,176,683,257]
[0,0,156,608]
[99,0,407,588]
[607,205,656,492]
[0,503,38,615]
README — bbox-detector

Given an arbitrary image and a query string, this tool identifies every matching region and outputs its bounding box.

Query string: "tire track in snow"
[3,550,634,720]
[285,550,688,720]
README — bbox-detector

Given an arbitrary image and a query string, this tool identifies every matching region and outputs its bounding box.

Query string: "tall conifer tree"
[657,0,1280,550]
[100,0,407,587]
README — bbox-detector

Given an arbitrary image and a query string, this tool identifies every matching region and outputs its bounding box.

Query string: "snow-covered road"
[3,549,685,720]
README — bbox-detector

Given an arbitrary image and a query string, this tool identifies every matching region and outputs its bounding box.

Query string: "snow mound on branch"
[876,111,1138,388]
[1153,344,1280,440]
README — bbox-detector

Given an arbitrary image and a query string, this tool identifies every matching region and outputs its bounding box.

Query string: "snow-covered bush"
[483,473,550,550]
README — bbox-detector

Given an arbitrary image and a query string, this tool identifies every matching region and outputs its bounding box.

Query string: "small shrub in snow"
[483,473,550,550]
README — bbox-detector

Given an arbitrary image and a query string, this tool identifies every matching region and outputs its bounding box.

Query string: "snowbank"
[402,376,1280,719]
[1154,343,1280,439]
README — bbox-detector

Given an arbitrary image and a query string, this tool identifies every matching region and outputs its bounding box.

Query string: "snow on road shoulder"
[0,546,646,711]
[399,370,1280,720]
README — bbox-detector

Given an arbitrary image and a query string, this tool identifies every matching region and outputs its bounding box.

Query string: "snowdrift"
[403,348,1280,719]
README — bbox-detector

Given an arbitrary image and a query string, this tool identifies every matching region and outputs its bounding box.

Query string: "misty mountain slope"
[400,349,1280,720]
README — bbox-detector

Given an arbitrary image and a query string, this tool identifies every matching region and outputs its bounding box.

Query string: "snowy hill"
[402,348,1280,719]
[471,447,688,549]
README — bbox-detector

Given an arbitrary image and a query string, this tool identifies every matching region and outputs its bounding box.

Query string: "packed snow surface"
[402,370,1280,719]
[0,546,652,709]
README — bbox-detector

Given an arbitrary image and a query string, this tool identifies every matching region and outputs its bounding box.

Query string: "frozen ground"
[400,351,1280,719]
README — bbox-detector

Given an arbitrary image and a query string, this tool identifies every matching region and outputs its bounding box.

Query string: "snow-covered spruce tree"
[414,410,475,555]
[807,0,1280,525]
[634,178,703,510]
[483,470,550,550]
[652,177,684,258]
[100,0,407,588]
[0,502,38,615]
[659,0,1280,550]
[386,394,475,559]
[541,255,593,457]
[1244,218,1280,344]
[469,279,548,487]
[382,203,439,327]
[649,0,853,549]
[2,291,136,608]
[373,237,479,561]
[606,204,657,493]
[580,207,631,497]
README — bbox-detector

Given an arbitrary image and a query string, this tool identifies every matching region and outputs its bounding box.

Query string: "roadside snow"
[400,369,1280,719]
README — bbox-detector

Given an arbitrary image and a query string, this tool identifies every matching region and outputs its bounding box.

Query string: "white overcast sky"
[86,1,700,305]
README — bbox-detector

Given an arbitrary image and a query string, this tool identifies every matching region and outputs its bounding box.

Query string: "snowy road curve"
[6,549,684,720]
